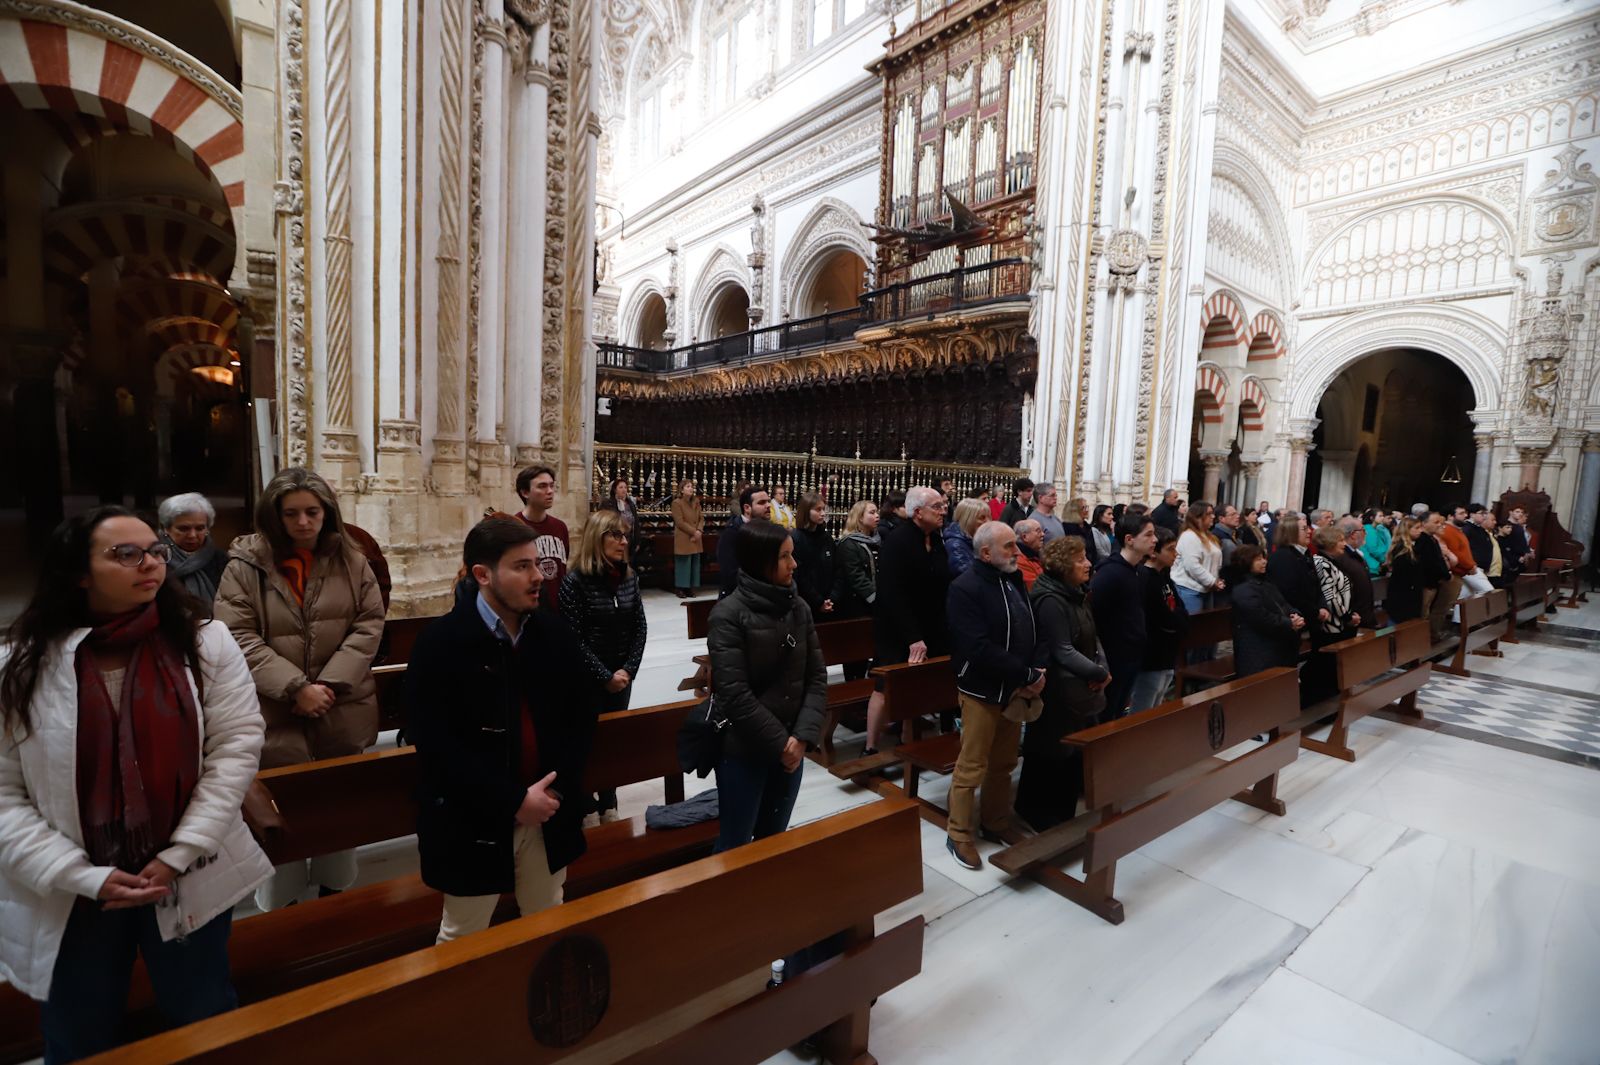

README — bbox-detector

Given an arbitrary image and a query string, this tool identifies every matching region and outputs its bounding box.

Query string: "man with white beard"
[942,521,1046,870]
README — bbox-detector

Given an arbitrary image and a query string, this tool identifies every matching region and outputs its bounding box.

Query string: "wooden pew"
[1502,573,1547,644]
[989,667,1301,925]
[1435,589,1509,677]
[1172,606,1235,694]
[0,700,708,1065]
[828,657,961,828]
[685,595,717,639]
[87,799,925,1065]
[1370,574,1390,627]
[373,614,435,667]
[1297,619,1432,762]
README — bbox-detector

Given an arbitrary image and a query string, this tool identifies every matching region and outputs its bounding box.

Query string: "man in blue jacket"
[944,521,1046,870]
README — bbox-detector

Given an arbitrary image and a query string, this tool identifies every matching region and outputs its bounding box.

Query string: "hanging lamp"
[1439,454,1462,484]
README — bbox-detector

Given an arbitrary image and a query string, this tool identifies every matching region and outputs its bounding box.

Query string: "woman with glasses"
[0,507,271,1062]
[214,467,385,909]
[559,510,647,822]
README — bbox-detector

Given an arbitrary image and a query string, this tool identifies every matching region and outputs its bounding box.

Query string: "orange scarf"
[278,548,316,604]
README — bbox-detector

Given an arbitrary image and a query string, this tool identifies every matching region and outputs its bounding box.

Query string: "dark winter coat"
[1267,545,1327,637]
[1231,573,1302,677]
[1414,532,1450,588]
[1332,547,1376,629]
[1089,551,1147,670]
[557,563,647,683]
[791,525,836,619]
[943,521,976,578]
[1029,572,1108,731]
[1462,522,1496,573]
[946,559,1045,705]
[873,519,950,660]
[1385,552,1425,622]
[707,573,828,763]
[406,595,599,896]
[1139,565,1190,669]
[998,498,1032,527]
[1150,501,1182,533]
[831,532,879,620]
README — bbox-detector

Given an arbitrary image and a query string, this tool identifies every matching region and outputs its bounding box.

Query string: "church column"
[474,1,510,487]
[1316,450,1356,513]
[1469,430,1496,507]
[1240,460,1264,512]
[1570,433,1600,565]
[509,19,551,466]
[1283,422,1317,512]
[429,0,471,493]
[1198,448,1229,504]
[318,0,362,489]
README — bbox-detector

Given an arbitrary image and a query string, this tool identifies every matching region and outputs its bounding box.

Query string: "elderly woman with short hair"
[158,493,228,604]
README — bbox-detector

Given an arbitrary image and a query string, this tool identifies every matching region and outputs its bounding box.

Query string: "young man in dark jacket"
[1090,512,1159,718]
[997,477,1035,527]
[407,517,600,942]
[943,521,1046,869]
[717,484,771,598]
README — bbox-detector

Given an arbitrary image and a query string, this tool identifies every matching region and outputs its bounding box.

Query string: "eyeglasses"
[106,543,172,567]
[602,529,628,541]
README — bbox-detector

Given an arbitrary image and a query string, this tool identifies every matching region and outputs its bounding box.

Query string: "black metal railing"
[597,257,1030,374]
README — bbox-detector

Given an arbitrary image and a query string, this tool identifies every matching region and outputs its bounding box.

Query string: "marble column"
[1517,446,1550,493]
[1570,434,1600,565]
[1469,432,1496,506]
[475,2,509,471]
[1285,437,1315,513]
[318,0,362,488]
[1199,448,1230,504]
[1240,460,1264,513]
[509,22,550,466]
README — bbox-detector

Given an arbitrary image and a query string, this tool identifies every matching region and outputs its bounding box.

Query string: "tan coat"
[672,497,704,555]
[214,532,385,769]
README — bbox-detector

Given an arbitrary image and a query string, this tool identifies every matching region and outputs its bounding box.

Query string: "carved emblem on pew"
[526,934,611,1048]
[1207,702,1226,751]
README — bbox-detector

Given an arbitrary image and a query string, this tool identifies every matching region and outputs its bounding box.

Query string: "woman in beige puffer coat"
[214,467,384,908]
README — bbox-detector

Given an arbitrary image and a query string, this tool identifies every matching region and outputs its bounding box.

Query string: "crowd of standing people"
[0,456,1547,1060]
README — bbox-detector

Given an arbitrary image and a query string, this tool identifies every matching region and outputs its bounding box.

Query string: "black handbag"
[676,696,728,779]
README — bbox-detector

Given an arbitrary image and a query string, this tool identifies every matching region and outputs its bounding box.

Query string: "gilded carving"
[281,0,311,466]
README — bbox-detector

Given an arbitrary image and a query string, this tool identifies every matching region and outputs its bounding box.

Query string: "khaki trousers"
[436,823,566,943]
[947,694,1023,844]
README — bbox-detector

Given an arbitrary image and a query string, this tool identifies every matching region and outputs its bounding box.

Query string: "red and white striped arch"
[0,17,244,209]
[1199,290,1247,355]
[1246,311,1284,361]
[1239,375,1268,433]
[44,200,235,284]
[1195,362,1229,426]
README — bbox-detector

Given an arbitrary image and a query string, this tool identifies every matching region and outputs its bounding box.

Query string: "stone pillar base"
[319,429,364,493]
[375,420,423,493]
[430,438,467,494]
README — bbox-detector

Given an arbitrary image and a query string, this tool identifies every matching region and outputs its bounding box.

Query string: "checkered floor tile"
[1416,670,1600,761]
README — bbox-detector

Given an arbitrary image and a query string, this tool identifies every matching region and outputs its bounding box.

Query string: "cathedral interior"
[1,0,1599,1062]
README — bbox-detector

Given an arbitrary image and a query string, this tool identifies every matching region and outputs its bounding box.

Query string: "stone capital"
[1584,433,1600,454]
[1198,448,1231,470]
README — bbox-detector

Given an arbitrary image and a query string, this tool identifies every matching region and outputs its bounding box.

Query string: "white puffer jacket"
[0,620,272,1000]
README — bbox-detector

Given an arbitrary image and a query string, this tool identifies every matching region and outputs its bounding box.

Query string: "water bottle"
[767,959,785,990]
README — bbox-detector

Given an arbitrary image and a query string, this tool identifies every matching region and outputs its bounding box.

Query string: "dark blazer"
[873,519,950,659]
[1232,574,1301,677]
[791,525,836,618]
[407,596,600,896]
[1334,547,1376,628]
[946,559,1045,705]
[717,514,746,597]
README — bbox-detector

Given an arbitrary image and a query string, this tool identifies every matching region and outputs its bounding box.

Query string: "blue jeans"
[1175,586,1214,662]
[42,901,236,1064]
[1127,669,1175,712]
[714,753,804,854]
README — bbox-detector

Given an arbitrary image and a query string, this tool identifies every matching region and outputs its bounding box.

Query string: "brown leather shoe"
[946,836,982,870]
[979,824,1030,847]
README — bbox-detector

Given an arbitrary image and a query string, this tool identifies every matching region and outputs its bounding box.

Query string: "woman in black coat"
[1231,546,1306,677]
[1266,515,1328,632]
[790,491,836,621]
[1016,536,1108,831]
[1383,516,1428,622]
[707,521,827,853]
[559,510,648,819]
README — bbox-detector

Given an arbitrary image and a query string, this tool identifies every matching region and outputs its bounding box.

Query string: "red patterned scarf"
[74,604,201,872]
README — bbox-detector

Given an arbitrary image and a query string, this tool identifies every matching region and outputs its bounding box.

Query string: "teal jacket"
[1361,523,1391,575]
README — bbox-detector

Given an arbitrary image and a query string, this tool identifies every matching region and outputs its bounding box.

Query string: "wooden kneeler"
[91,799,925,1065]
[1298,619,1432,762]
[990,668,1302,926]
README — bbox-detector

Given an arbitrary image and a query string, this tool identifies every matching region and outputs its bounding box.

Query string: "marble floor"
[618,590,1600,1065]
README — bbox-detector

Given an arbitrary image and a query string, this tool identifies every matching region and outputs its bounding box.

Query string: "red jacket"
[1437,523,1475,577]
